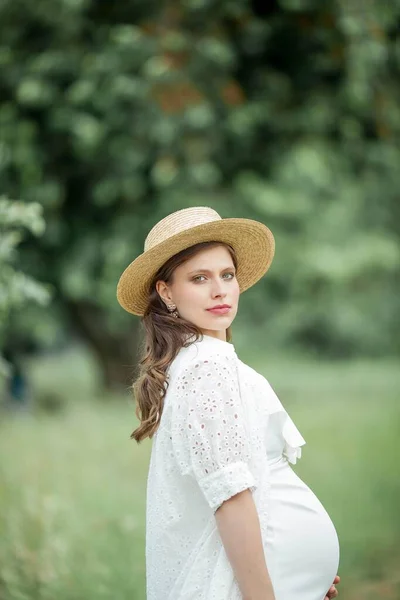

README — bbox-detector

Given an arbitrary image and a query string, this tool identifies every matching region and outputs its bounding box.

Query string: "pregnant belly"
[264,459,340,600]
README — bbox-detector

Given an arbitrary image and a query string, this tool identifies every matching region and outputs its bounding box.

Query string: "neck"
[201,329,227,342]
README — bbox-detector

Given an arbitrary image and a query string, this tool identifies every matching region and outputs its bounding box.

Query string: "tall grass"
[0,346,399,599]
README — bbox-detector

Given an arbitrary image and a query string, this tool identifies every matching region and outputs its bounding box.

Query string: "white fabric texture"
[170,351,256,512]
[145,334,340,600]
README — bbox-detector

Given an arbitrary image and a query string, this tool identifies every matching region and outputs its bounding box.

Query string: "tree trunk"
[66,300,140,391]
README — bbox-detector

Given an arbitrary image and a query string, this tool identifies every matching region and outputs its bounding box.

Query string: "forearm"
[215,488,276,600]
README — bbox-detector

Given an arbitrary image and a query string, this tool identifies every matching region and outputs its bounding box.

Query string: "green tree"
[0,198,50,374]
[0,0,399,385]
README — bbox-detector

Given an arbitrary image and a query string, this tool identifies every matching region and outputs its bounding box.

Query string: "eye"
[192,272,235,282]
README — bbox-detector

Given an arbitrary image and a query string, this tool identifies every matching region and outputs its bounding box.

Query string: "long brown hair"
[131,241,237,443]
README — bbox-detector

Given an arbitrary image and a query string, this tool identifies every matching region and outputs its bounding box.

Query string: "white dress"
[146,334,340,600]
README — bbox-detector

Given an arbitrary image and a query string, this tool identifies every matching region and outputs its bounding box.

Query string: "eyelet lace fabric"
[145,335,310,600]
[170,352,257,512]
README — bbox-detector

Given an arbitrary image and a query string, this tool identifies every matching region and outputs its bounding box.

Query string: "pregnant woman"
[117,206,341,600]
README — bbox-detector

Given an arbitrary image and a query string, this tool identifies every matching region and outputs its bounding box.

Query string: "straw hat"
[116,206,275,316]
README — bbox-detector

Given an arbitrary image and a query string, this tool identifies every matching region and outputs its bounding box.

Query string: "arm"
[215,489,276,600]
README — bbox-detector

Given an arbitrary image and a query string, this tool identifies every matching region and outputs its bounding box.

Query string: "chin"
[204,319,233,331]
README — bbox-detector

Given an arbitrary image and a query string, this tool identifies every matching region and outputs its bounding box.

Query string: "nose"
[211,278,227,299]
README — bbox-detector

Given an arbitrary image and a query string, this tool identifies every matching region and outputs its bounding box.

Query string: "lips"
[207,305,231,310]
[206,305,231,315]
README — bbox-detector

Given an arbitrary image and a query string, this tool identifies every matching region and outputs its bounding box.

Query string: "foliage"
[0,0,399,358]
[0,198,51,373]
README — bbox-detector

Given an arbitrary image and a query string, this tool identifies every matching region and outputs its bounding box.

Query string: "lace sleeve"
[170,353,256,512]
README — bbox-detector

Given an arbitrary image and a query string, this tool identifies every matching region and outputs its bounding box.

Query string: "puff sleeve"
[170,353,256,512]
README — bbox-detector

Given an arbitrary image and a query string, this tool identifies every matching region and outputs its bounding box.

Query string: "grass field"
[1,345,399,600]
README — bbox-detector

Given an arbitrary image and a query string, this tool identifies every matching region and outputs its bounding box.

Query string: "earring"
[166,303,179,319]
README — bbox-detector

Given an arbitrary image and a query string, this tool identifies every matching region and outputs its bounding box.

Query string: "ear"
[155,280,174,305]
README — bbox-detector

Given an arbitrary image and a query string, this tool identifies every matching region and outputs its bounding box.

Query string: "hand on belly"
[324,574,340,599]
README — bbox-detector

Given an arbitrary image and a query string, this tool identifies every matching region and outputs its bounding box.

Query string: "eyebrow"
[187,267,236,275]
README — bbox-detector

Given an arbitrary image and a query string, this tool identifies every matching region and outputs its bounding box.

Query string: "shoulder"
[168,338,238,383]
[167,341,243,418]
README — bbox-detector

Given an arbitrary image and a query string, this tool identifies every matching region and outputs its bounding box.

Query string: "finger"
[334,575,341,583]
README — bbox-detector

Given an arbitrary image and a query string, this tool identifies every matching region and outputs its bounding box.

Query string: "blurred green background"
[1,0,399,598]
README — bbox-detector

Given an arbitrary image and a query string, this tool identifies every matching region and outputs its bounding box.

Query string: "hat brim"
[116,218,275,316]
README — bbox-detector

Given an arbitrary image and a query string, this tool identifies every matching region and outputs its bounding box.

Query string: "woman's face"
[156,245,240,341]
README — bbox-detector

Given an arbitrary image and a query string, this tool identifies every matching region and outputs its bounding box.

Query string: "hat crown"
[144,206,221,252]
